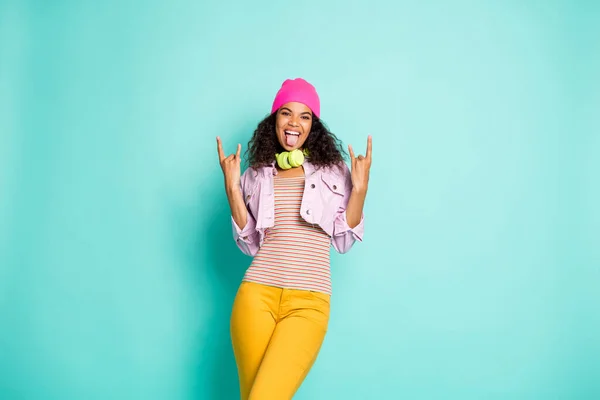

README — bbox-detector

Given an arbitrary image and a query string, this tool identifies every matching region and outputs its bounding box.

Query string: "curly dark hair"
[245,112,347,169]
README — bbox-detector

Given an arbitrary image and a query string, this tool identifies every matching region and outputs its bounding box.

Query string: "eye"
[281,111,291,116]
[302,115,311,120]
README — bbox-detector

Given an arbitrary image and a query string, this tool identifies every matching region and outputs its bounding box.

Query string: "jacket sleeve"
[331,163,364,254]
[231,170,261,257]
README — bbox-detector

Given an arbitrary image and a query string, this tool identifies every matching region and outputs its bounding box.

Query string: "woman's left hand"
[348,135,372,194]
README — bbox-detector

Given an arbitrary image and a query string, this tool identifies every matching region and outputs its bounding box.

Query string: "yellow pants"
[230,281,330,400]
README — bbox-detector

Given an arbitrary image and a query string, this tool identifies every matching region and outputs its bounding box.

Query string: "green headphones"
[275,148,309,170]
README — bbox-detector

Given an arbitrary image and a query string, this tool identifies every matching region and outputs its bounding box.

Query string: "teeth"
[285,131,300,135]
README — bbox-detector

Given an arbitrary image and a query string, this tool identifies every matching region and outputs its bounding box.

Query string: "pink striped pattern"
[243,176,332,295]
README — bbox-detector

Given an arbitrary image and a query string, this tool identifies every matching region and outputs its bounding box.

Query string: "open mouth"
[284,130,300,146]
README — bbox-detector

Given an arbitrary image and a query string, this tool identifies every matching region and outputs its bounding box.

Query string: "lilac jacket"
[231,160,365,256]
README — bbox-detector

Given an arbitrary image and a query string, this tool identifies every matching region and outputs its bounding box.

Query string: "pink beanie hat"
[271,78,321,118]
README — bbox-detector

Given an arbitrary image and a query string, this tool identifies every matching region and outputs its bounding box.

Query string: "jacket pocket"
[320,174,345,208]
[321,174,344,195]
[317,173,346,235]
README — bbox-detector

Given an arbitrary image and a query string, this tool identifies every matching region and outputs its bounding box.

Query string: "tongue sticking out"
[286,134,299,147]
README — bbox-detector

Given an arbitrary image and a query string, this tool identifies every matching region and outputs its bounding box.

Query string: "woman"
[216,78,372,399]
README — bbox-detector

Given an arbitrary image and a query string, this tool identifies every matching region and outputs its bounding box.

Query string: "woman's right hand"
[216,136,248,231]
[216,136,242,191]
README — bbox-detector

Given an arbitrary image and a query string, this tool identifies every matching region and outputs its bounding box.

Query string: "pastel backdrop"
[1,1,598,399]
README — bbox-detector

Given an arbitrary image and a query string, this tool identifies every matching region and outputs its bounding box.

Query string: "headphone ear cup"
[276,153,283,169]
[277,152,292,169]
[288,149,305,167]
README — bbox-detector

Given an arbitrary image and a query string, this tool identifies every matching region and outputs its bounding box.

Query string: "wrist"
[351,186,368,196]
[226,182,241,195]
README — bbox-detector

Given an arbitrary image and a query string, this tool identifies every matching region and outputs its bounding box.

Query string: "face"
[275,102,313,151]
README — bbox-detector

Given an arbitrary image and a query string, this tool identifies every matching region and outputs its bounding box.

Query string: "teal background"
[1,0,598,399]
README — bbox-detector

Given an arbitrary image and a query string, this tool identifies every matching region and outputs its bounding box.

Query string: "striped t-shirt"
[243,175,332,295]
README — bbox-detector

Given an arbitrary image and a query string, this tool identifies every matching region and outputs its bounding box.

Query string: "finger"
[366,135,372,161]
[235,143,241,160]
[348,144,356,161]
[216,137,225,161]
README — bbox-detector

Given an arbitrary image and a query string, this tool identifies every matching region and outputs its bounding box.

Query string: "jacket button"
[306,209,311,215]
[333,185,337,190]
[311,184,315,189]
[246,195,251,200]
